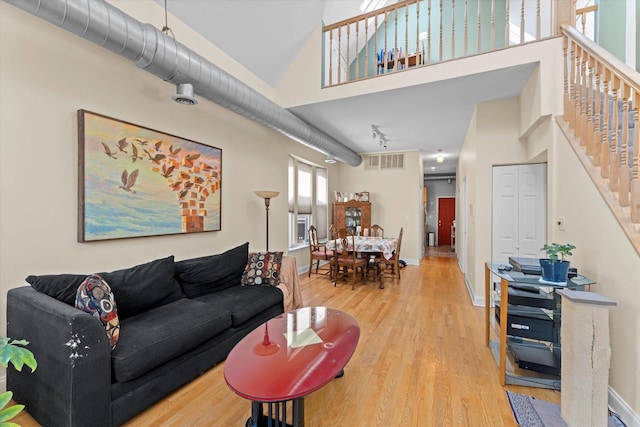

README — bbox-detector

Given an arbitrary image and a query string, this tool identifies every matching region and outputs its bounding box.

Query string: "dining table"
[325,236,398,289]
[325,236,397,259]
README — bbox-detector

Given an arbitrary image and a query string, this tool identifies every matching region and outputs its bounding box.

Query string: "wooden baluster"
[477,0,482,53]
[579,48,587,143]
[490,0,495,50]
[329,30,334,86]
[609,77,620,192]
[394,6,399,71]
[593,62,602,166]
[374,14,378,75]
[384,10,388,73]
[451,0,456,59]
[601,70,611,178]
[405,2,409,70]
[364,16,368,79]
[563,37,575,123]
[572,45,581,133]
[355,20,359,80]
[416,2,421,65]
[338,27,342,85]
[464,0,468,56]
[563,37,570,121]
[520,0,525,44]
[505,0,510,47]
[566,40,576,126]
[586,54,595,155]
[631,91,640,223]
[439,0,444,61]
[619,83,631,207]
[536,0,541,40]
[346,24,351,82]
[428,0,433,63]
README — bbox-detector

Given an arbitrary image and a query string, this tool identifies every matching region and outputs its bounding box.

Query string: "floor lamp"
[255,191,279,251]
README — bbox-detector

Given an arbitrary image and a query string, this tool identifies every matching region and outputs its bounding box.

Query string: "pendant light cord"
[161,0,176,39]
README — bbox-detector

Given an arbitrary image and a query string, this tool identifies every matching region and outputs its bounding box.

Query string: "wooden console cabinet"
[332,201,371,235]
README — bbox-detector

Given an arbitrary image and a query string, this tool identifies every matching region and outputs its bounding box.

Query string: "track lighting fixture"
[371,125,388,150]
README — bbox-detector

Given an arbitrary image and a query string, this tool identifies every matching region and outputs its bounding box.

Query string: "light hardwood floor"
[14,256,560,426]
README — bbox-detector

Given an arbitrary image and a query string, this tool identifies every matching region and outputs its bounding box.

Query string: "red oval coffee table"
[224,307,360,427]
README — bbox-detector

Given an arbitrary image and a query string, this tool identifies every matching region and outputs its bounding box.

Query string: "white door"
[492,164,546,263]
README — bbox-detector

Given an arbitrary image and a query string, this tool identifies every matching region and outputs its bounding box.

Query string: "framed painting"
[78,110,222,242]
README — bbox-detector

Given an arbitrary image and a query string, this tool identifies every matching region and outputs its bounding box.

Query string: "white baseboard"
[465,276,485,306]
[609,386,640,427]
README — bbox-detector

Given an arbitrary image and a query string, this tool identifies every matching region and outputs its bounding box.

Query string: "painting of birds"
[117,138,128,153]
[168,145,182,157]
[119,169,139,194]
[101,142,118,159]
[130,144,143,163]
[143,149,166,164]
[154,141,163,151]
[161,164,175,178]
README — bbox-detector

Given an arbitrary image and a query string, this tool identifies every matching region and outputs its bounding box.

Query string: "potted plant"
[539,243,576,283]
[0,337,37,426]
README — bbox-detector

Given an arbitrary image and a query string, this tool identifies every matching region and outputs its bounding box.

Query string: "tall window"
[288,156,328,249]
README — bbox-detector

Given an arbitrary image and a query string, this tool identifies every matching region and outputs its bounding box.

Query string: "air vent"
[365,153,404,170]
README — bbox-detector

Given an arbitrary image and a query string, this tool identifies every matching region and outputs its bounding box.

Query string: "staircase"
[559,25,640,256]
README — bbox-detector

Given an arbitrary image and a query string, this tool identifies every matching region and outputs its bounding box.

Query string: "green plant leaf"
[0,339,37,373]
[0,404,25,423]
[0,392,12,410]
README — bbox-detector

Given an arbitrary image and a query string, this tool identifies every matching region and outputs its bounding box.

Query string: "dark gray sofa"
[6,242,285,427]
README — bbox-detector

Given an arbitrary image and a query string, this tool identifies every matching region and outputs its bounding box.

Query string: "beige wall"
[458,37,640,418]
[0,2,327,352]
[336,150,424,264]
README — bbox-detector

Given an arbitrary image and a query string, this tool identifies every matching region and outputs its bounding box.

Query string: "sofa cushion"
[101,256,182,320]
[240,251,283,286]
[75,274,120,350]
[26,273,87,306]
[111,298,232,383]
[194,285,283,327]
[175,242,249,297]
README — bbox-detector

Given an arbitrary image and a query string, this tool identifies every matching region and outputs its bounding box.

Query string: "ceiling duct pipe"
[4,0,362,166]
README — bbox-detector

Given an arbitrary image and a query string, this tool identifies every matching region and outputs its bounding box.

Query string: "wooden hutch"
[332,200,371,235]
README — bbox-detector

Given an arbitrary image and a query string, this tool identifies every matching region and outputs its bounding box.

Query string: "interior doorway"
[437,197,456,246]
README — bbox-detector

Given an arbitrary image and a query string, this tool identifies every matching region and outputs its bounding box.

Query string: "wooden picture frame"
[358,191,370,202]
[78,110,222,242]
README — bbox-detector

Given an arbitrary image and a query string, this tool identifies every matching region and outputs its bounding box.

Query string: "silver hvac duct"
[4,0,362,166]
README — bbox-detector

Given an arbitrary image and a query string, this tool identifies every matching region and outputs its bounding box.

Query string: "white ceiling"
[160,0,535,174]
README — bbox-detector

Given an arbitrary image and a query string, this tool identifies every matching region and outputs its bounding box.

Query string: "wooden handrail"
[323,0,420,32]
[562,25,639,92]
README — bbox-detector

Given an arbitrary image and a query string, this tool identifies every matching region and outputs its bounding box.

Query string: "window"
[288,156,328,249]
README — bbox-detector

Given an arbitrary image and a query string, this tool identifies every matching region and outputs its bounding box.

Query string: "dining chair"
[308,225,334,278]
[370,224,384,237]
[332,228,367,290]
[380,227,403,282]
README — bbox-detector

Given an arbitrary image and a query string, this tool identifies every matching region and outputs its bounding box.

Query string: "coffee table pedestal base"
[247,398,304,427]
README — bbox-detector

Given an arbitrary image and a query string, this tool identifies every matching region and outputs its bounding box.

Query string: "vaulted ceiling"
[160,0,535,174]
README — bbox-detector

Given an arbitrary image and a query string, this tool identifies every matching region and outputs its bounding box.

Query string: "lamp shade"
[255,191,280,199]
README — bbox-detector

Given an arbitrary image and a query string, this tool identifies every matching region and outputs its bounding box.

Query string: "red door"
[437,197,456,246]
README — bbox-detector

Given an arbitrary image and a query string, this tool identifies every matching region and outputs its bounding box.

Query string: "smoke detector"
[171,83,198,105]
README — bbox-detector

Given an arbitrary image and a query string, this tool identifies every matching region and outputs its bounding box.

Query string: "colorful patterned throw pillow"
[241,252,283,286]
[75,274,120,350]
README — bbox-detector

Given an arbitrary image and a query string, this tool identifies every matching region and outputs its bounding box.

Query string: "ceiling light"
[437,155,444,163]
[325,154,336,164]
[172,83,198,105]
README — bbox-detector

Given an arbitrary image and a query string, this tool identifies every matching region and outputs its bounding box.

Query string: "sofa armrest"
[7,286,112,427]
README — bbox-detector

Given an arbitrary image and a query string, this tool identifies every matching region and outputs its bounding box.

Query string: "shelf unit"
[332,201,371,235]
[484,262,596,390]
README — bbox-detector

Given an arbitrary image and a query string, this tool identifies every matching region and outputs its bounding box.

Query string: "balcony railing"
[322,0,559,87]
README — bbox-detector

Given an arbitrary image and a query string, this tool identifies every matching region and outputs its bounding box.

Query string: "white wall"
[0,0,329,386]
[458,36,640,420]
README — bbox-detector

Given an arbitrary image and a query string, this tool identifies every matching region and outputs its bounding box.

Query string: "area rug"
[506,391,626,427]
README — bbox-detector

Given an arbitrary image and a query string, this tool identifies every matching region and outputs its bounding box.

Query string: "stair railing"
[561,24,640,253]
